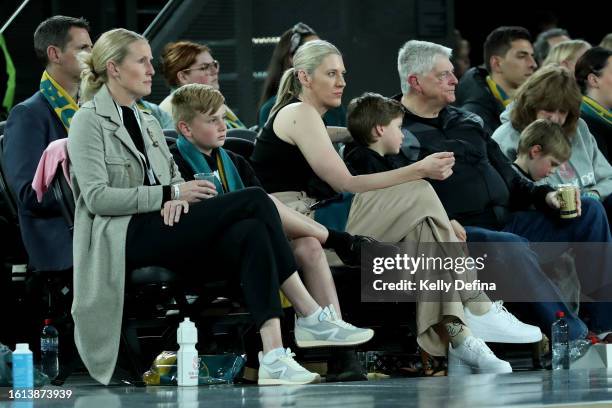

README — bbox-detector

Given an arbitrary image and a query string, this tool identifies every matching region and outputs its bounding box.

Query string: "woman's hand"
[418,152,455,180]
[450,219,467,242]
[161,200,189,226]
[177,180,217,203]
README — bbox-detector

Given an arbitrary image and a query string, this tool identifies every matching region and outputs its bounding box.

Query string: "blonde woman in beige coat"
[68,29,373,387]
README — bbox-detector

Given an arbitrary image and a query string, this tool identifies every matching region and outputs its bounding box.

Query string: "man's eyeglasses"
[183,60,220,74]
[289,22,316,55]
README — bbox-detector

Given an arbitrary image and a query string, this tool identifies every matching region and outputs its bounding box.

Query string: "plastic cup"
[194,172,216,185]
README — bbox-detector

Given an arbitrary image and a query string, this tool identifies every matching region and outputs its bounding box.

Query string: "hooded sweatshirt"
[492,104,612,199]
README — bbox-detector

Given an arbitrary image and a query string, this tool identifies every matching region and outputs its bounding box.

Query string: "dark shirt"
[251,100,337,199]
[512,162,534,182]
[343,143,396,175]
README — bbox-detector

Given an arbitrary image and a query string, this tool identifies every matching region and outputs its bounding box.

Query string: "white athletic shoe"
[448,336,513,375]
[294,305,374,348]
[258,348,320,386]
[465,300,543,343]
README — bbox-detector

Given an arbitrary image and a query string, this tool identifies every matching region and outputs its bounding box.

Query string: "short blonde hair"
[171,83,225,129]
[600,33,612,51]
[517,119,571,162]
[542,39,591,67]
[79,28,145,102]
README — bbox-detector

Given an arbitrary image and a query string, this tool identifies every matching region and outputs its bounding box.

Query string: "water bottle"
[40,319,59,380]
[551,311,569,370]
[569,338,594,364]
[12,343,33,389]
[177,317,198,386]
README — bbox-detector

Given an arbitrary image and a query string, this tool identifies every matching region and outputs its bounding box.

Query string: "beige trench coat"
[67,85,183,384]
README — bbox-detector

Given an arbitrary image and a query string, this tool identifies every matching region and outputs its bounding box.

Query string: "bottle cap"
[556,311,565,318]
[15,343,30,351]
[44,318,52,326]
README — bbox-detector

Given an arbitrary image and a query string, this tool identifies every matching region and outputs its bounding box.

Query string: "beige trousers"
[273,180,483,356]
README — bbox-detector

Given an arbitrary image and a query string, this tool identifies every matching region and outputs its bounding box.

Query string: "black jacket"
[3,92,72,271]
[343,143,395,175]
[388,101,553,230]
[455,66,504,136]
[170,144,262,187]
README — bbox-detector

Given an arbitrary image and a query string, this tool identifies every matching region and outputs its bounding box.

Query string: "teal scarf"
[176,135,245,194]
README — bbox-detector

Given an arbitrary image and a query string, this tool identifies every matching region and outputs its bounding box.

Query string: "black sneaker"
[335,235,379,267]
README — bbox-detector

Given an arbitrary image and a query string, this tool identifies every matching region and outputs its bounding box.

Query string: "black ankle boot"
[326,349,367,382]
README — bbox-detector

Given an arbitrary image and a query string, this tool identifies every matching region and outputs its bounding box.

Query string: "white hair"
[397,40,453,94]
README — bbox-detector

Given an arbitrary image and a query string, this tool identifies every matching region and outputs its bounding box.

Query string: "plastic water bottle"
[551,311,569,370]
[569,338,595,364]
[177,317,198,386]
[40,319,59,379]
[12,343,34,389]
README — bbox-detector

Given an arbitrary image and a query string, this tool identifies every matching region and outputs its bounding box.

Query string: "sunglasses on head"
[289,22,316,55]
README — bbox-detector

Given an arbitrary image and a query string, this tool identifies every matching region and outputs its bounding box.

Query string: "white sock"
[262,347,286,363]
[297,306,323,326]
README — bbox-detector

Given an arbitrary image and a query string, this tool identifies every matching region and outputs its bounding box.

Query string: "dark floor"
[4,369,612,407]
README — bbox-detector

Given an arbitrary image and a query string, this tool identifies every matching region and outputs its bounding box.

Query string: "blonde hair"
[79,28,145,102]
[542,39,591,67]
[271,39,341,117]
[517,119,571,162]
[600,33,612,51]
[171,83,225,129]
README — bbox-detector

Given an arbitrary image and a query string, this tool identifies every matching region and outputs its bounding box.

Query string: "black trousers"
[125,187,297,328]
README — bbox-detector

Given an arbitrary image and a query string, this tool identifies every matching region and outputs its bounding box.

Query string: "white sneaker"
[465,300,542,343]
[258,348,320,385]
[294,305,374,348]
[448,336,513,375]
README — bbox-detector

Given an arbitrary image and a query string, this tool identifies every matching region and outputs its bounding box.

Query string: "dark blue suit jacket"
[3,91,72,271]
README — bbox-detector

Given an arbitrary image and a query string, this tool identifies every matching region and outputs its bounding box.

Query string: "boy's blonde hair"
[171,83,225,129]
[517,119,571,162]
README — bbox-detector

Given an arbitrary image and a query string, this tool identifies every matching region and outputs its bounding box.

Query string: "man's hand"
[419,152,455,180]
[161,200,189,226]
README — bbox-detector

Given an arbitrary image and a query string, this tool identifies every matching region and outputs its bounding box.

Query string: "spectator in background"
[493,65,612,225]
[534,28,570,66]
[600,33,612,50]
[455,26,536,135]
[159,40,246,129]
[575,47,612,162]
[542,39,591,73]
[257,22,346,128]
[2,16,92,272]
[451,29,471,80]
